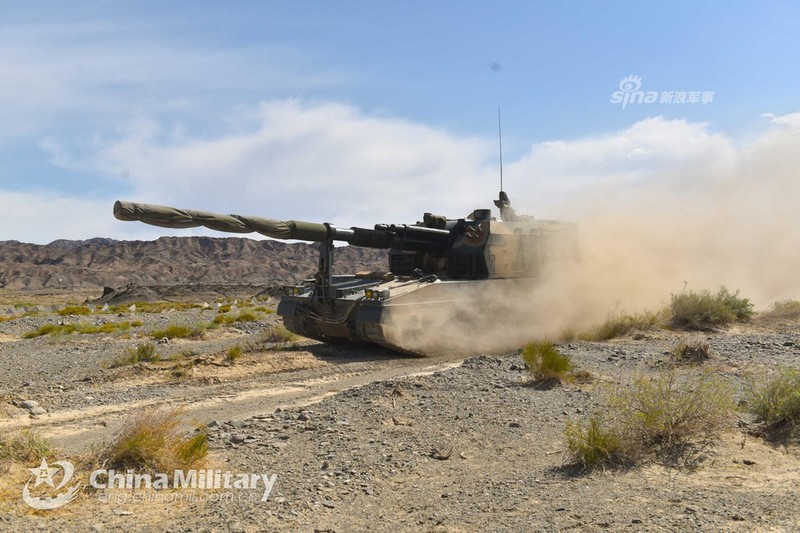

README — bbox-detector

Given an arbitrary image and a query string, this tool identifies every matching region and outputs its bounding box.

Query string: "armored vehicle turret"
[114,192,577,355]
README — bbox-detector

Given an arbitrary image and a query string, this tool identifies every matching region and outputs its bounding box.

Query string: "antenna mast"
[497,106,503,191]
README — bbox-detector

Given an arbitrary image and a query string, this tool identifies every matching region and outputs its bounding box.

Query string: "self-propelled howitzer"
[113,193,578,355]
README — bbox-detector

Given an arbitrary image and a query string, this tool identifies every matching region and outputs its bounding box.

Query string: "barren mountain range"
[0,237,387,291]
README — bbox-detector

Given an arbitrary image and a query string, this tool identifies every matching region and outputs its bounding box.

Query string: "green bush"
[565,369,734,470]
[611,370,734,454]
[565,416,626,469]
[744,367,800,440]
[669,286,754,330]
[521,341,573,384]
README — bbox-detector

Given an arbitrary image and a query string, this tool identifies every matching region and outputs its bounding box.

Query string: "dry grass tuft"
[108,343,160,367]
[579,310,664,341]
[151,324,206,340]
[760,300,800,320]
[225,344,244,364]
[0,429,56,464]
[671,340,712,365]
[58,305,91,316]
[95,409,207,475]
[212,310,261,325]
[263,323,299,344]
[23,321,140,338]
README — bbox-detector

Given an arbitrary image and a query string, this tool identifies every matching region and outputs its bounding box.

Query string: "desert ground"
[1,285,800,532]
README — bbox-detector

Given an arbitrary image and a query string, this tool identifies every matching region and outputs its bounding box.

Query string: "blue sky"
[1,0,799,243]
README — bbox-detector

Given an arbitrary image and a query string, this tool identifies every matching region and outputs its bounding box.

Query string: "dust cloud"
[383,122,800,356]
[556,123,800,314]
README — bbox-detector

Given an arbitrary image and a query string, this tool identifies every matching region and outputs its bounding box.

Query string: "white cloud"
[762,112,800,128]
[0,190,163,244]
[84,100,496,228]
[505,117,738,218]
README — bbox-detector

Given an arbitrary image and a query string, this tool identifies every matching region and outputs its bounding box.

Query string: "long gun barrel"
[113,200,450,253]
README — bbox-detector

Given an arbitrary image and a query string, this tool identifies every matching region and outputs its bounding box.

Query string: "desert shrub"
[744,367,800,440]
[521,341,573,384]
[169,349,198,361]
[234,310,258,322]
[109,343,160,367]
[170,364,194,379]
[58,305,91,316]
[23,323,71,338]
[226,344,243,364]
[263,323,299,344]
[217,303,232,313]
[669,286,754,330]
[24,321,138,338]
[253,306,274,314]
[611,370,734,458]
[671,340,712,365]
[96,409,207,474]
[760,300,800,320]
[151,324,206,340]
[108,302,201,314]
[565,416,626,469]
[579,310,664,341]
[565,369,734,470]
[212,311,261,325]
[0,429,56,463]
[79,322,133,335]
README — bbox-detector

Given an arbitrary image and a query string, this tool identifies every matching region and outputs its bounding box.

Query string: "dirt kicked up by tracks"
[1,290,800,532]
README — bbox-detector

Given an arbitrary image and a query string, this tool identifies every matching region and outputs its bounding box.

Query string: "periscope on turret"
[113,192,578,356]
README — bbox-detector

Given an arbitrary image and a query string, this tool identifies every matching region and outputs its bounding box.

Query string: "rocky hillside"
[0,237,387,290]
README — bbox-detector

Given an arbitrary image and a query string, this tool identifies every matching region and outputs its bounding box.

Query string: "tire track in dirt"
[2,347,465,453]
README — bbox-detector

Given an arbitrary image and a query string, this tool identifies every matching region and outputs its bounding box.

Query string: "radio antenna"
[497,106,504,191]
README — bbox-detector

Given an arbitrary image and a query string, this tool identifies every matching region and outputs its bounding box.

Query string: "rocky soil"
[1,293,800,532]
